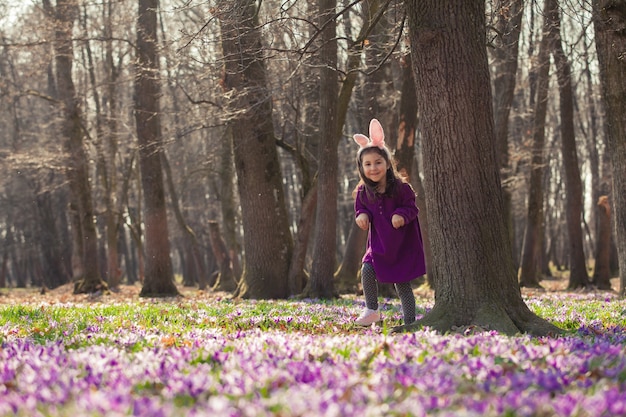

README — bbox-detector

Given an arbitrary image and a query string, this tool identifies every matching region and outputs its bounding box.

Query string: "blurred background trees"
[0,0,623,297]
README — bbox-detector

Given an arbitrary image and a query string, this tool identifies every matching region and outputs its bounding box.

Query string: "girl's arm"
[393,182,419,223]
[354,185,372,221]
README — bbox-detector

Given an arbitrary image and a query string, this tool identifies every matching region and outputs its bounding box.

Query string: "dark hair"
[353,146,404,202]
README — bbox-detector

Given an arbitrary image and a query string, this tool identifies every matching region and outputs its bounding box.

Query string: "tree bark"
[491,0,524,267]
[45,0,107,294]
[135,0,179,297]
[208,221,237,293]
[161,152,207,289]
[592,196,613,289]
[333,0,396,297]
[398,52,431,286]
[219,0,293,299]
[306,0,339,299]
[519,0,551,289]
[313,0,391,297]
[593,0,626,295]
[549,0,589,290]
[403,0,561,336]
[81,1,122,290]
[334,221,367,294]
[219,127,242,282]
[35,181,70,289]
[288,183,317,296]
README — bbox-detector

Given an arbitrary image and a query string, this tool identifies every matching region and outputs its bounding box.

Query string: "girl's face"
[360,151,389,184]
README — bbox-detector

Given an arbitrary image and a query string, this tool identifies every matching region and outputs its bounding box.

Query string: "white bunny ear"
[353,134,370,148]
[369,119,385,148]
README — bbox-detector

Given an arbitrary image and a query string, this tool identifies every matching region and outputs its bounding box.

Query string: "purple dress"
[355,182,427,283]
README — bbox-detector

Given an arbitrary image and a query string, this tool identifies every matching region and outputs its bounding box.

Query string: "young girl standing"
[352,118,427,326]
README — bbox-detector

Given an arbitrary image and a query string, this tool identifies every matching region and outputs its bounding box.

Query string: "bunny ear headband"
[353,118,385,152]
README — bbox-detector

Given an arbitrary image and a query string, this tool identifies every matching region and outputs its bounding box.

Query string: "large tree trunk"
[593,0,626,295]
[219,0,293,299]
[403,0,561,336]
[45,0,107,294]
[135,0,178,297]
[306,0,339,299]
[519,0,551,289]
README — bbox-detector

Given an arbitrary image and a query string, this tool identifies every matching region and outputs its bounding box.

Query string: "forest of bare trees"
[0,0,624,312]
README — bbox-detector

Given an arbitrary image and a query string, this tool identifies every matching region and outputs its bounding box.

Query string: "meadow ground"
[0,274,625,417]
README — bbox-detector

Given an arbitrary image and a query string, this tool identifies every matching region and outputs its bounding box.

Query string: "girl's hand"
[356,213,370,230]
[392,214,405,229]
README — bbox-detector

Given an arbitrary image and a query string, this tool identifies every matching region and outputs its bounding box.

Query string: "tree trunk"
[403,0,561,336]
[219,0,293,299]
[592,196,613,289]
[593,0,626,295]
[315,0,390,297]
[288,183,317,296]
[582,32,604,266]
[334,221,367,294]
[0,223,9,288]
[219,127,242,282]
[45,0,107,294]
[519,0,551,289]
[82,2,122,291]
[35,182,70,289]
[208,221,236,293]
[548,0,589,289]
[491,0,524,267]
[161,152,206,288]
[305,0,339,299]
[135,0,178,297]
[398,52,431,286]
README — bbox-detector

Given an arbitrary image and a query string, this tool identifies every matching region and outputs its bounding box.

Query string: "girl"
[352,118,427,326]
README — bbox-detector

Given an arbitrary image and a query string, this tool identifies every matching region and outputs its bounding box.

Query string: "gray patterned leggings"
[361,262,416,325]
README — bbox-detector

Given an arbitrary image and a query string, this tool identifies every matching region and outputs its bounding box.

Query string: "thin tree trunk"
[44,0,107,294]
[307,0,391,298]
[35,180,70,289]
[519,0,551,289]
[81,3,122,290]
[161,152,207,288]
[549,0,589,289]
[492,0,524,268]
[208,221,236,293]
[592,196,613,289]
[305,0,339,299]
[135,0,178,297]
[288,183,317,296]
[334,221,366,294]
[219,127,242,282]
[399,52,431,285]
[0,225,9,288]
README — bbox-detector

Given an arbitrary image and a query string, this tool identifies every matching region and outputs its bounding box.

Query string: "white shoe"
[354,308,381,326]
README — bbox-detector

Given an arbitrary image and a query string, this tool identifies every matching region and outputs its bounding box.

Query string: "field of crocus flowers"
[1,280,626,417]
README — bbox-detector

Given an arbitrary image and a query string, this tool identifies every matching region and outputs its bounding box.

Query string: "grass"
[0,288,626,416]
